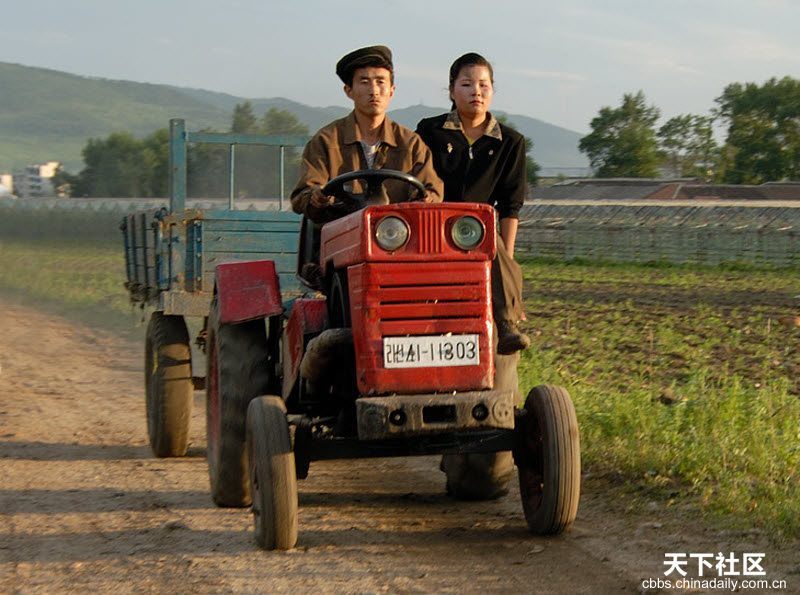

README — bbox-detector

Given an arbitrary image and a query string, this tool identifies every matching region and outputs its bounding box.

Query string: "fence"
[2,198,799,267]
[516,202,800,267]
[0,198,282,243]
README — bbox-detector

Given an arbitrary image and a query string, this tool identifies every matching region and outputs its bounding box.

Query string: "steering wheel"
[321,169,427,213]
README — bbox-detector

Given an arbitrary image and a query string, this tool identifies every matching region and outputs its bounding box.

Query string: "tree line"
[579,76,800,183]
[56,103,310,198]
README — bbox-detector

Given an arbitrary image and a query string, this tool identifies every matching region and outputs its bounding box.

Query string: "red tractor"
[204,170,580,550]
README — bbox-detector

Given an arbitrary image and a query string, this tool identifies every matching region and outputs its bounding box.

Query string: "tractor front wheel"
[247,396,298,550]
[516,384,580,535]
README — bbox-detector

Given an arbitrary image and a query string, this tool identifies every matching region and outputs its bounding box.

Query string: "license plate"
[383,334,480,369]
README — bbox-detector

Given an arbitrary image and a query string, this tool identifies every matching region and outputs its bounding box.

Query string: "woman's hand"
[499,217,518,256]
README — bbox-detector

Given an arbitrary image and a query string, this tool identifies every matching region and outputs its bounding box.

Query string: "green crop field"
[1,230,798,539]
[518,259,800,538]
[0,239,138,334]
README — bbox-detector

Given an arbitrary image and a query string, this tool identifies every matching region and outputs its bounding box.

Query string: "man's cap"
[336,45,393,84]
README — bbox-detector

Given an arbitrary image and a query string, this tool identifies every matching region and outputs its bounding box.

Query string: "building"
[12,161,61,198]
[0,173,13,197]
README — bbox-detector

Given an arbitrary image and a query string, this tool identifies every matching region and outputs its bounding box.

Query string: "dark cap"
[336,45,393,85]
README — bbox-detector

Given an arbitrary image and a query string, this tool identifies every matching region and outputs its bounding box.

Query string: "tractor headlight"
[375,216,409,251]
[451,216,484,250]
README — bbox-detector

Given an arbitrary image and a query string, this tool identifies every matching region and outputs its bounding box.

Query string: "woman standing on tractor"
[417,53,531,503]
[416,52,529,355]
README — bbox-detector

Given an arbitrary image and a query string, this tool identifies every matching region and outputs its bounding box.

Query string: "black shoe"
[496,320,530,355]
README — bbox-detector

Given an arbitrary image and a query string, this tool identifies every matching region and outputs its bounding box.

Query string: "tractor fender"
[214,260,283,324]
[281,298,328,399]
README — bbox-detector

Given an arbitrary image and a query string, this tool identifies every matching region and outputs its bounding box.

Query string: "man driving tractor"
[290,45,443,221]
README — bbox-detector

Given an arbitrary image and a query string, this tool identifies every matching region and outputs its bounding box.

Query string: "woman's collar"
[442,109,503,141]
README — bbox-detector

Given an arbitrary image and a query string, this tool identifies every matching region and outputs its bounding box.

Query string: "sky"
[2,0,799,133]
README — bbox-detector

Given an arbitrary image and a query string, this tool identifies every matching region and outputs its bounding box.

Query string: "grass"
[0,238,140,335]
[1,235,798,538]
[517,257,800,539]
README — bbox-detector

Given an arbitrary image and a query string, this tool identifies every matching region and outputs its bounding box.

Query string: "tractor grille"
[365,261,489,333]
[417,209,443,254]
[349,261,494,394]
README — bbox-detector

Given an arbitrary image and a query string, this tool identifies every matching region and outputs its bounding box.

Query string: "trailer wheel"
[145,312,193,457]
[206,298,270,507]
[516,384,580,535]
[246,396,298,550]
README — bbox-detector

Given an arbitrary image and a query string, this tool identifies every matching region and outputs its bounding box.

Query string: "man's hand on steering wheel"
[309,186,334,208]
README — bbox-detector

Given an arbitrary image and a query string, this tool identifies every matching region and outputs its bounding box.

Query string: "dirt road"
[0,298,793,593]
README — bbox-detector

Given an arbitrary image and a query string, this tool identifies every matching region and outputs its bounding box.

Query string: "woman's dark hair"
[448,52,494,109]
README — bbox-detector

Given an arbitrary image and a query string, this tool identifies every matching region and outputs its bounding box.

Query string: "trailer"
[120,119,308,455]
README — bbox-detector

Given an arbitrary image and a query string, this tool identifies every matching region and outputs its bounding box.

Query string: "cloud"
[504,68,586,83]
[692,24,799,63]
[6,29,73,46]
[574,34,704,76]
[209,46,236,57]
[398,65,447,83]
[754,0,791,8]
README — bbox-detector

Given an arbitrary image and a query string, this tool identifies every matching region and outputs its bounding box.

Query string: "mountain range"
[0,61,588,173]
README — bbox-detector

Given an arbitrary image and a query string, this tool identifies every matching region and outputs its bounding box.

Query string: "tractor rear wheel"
[206,298,271,507]
[247,396,298,550]
[516,384,580,535]
[145,312,193,457]
[328,270,350,328]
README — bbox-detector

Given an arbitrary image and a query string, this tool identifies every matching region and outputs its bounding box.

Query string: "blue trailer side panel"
[121,208,169,302]
[184,209,302,296]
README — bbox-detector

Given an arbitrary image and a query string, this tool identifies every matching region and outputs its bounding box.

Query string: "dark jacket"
[416,111,526,219]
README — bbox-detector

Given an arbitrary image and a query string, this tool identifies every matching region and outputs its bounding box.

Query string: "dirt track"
[0,298,794,593]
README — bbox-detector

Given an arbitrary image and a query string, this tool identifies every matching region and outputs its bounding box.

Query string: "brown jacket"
[291,112,443,222]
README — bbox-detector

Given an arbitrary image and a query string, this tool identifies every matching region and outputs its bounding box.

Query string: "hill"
[0,61,588,173]
[0,62,229,171]
[169,88,351,134]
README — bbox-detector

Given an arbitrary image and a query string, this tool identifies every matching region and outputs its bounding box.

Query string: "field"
[1,235,798,539]
[518,259,800,537]
[0,240,137,334]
